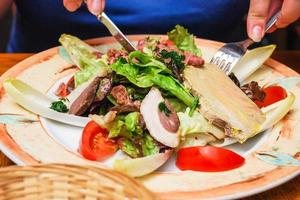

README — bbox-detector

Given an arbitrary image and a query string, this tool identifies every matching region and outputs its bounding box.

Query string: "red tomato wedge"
[166,39,175,46]
[255,85,287,108]
[176,146,245,172]
[56,83,68,97]
[56,76,75,97]
[79,121,118,161]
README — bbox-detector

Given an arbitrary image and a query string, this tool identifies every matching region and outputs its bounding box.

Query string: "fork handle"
[265,10,281,33]
[243,9,281,50]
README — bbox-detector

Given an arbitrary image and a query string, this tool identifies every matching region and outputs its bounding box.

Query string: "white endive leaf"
[265,77,300,90]
[211,93,295,147]
[209,138,238,147]
[232,45,276,82]
[3,78,89,127]
[114,150,173,177]
[178,133,216,149]
[260,93,295,132]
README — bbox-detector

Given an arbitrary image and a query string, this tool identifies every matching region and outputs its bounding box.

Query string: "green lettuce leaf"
[151,74,194,106]
[118,138,141,158]
[112,52,195,107]
[141,134,160,156]
[128,51,171,74]
[167,25,202,56]
[59,34,109,86]
[188,96,199,116]
[111,59,161,88]
[178,133,216,149]
[125,112,143,135]
[108,118,125,138]
[74,54,108,86]
[177,108,211,138]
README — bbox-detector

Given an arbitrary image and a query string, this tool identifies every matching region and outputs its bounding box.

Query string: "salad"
[4,25,294,177]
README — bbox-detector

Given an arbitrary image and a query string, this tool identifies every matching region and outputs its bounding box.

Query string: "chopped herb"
[50,100,69,113]
[118,57,128,64]
[158,102,171,116]
[189,96,199,117]
[160,50,185,70]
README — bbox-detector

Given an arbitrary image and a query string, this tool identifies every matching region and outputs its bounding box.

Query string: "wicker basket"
[0,164,157,200]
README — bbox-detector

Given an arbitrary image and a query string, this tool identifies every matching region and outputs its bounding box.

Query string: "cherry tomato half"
[56,76,75,97]
[176,146,245,172]
[79,121,118,161]
[255,85,287,108]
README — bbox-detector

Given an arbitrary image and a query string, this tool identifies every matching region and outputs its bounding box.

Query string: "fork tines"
[210,51,240,75]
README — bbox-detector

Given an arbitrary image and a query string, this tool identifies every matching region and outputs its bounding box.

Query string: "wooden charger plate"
[0,35,299,200]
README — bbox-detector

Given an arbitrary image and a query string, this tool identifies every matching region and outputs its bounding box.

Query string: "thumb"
[247,0,272,42]
[86,0,105,16]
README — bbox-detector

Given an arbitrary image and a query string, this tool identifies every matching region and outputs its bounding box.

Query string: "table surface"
[0,52,299,200]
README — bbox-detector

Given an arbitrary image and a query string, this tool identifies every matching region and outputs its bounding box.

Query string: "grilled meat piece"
[241,81,265,102]
[69,77,102,115]
[94,77,113,102]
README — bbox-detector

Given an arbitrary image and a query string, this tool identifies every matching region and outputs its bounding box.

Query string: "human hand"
[63,0,105,15]
[247,0,300,42]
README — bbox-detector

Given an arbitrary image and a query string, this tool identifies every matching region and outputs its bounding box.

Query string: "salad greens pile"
[58,25,204,160]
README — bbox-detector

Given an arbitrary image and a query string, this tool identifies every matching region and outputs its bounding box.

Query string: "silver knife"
[97,12,137,52]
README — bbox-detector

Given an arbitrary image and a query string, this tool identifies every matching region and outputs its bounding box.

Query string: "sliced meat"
[110,85,131,105]
[184,52,204,67]
[137,39,146,51]
[55,76,75,98]
[107,49,128,64]
[158,100,180,133]
[110,104,140,113]
[69,77,102,115]
[211,118,227,129]
[94,77,113,102]
[140,87,180,147]
[241,81,265,102]
[109,85,141,113]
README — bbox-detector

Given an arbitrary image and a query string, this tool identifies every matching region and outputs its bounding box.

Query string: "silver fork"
[210,10,280,75]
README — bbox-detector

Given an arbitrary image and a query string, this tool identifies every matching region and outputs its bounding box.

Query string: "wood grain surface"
[0,52,299,200]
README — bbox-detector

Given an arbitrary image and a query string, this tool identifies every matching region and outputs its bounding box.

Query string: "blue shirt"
[8,0,249,52]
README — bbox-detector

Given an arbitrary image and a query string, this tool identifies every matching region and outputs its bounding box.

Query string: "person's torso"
[8,0,249,52]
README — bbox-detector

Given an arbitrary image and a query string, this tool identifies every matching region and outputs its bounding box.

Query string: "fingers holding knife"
[63,0,105,15]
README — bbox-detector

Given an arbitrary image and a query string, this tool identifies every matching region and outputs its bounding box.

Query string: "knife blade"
[97,12,136,52]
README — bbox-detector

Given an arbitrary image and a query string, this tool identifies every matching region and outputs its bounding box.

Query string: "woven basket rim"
[0,163,157,200]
